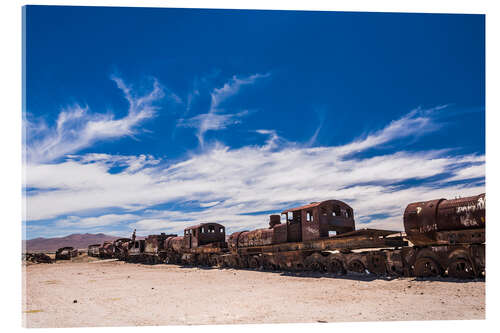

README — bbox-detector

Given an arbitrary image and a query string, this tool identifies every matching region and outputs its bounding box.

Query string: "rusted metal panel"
[287,219,302,242]
[168,236,184,253]
[24,252,53,264]
[184,223,225,248]
[272,223,287,244]
[281,200,353,213]
[434,228,485,245]
[404,193,485,246]
[87,244,100,257]
[234,231,406,255]
[437,194,485,230]
[332,228,401,238]
[128,240,145,259]
[144,233,176,255]
[269,214,281,228]
[238,228,274,247]
[228,231,246,250]
[55,247,78,260]
[281,200,356,242]
[99,241,114,258]
[112,238,131,260]
[302,205,322,241]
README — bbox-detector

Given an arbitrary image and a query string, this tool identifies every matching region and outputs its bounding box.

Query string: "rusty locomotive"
[91,193,485,279]
[55,246,79,260]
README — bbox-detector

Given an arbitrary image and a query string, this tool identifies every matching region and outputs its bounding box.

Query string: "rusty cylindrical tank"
[165,236,184,253]
[404,193,485,246]
[232,215,286,248]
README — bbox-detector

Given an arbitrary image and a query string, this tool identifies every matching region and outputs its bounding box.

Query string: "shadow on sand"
[175,264,484,283]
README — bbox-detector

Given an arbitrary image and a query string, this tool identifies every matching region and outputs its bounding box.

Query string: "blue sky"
[23,6,485,239]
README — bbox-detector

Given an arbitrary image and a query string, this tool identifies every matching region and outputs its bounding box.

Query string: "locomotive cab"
[281,200,356,242]
[183,223,226,249]
[129,239,146,255]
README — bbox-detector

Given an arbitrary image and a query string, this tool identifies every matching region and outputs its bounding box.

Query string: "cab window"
[306,211,314,222]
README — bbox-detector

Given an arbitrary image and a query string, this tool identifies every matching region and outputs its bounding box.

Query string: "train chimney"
[269,215,281,229]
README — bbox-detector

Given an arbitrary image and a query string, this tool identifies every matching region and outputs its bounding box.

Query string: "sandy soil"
[22,258,485,328]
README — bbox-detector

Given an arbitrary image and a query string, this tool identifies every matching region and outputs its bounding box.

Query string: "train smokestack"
[269,214,281,229]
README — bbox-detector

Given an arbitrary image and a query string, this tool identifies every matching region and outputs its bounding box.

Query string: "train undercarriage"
[159,228,485,279]
[176,243,483,279]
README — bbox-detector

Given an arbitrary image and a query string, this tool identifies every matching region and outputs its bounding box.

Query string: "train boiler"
[142,233,177,264]
[402,193,485,278]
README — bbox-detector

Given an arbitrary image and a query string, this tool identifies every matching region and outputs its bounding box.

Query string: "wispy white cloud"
[177,110,250,137]
[199,201,221,208]
[24,107,485,238]
[25,76,167,164]
[447,163,485,182]
[209,73,269,110]
[333,107,442,156]
[69,153,161,173]
[56,213,139,228]
[177,73,270,147]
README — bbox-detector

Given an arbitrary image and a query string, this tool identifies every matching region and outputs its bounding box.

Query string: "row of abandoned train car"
[88,193,486,279]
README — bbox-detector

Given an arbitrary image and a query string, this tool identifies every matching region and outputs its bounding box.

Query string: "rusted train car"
[402,193,485,278]
[87,244,100,257]
[90,193,485,279]
[123,233,176,263]
[144,233,178,263]
[55,246,78,260]
[112,238,132,260]
[98,241,114,259]
[216,194,485,278]
[163,223,227,266]
[219,200,407,274]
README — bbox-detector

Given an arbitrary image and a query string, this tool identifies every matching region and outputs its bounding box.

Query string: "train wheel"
[327,259,346,275]
[347,260,366,275]
[209,255,218,267]
[219,257,229,268]
[368,254,387,275]
[249,256,261,269]
[447,258,475,279]
[237,256,248,269]
[305,253,325,272]
[414,257,442,277]
[262,260,274,271]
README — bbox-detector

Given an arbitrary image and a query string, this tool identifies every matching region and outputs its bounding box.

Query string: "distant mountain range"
[22,233,141,252]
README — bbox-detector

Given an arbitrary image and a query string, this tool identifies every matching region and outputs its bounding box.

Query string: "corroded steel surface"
[87,244,100,257]
[282,199,356,241]
[99,241,114,259]
[55,247,78,260]
[24,252,53,264]
[183,223,225,249]
[404,193,485,246]
[111,238,131,260]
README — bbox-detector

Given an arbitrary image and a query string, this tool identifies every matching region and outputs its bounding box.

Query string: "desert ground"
[22,256,485,328]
